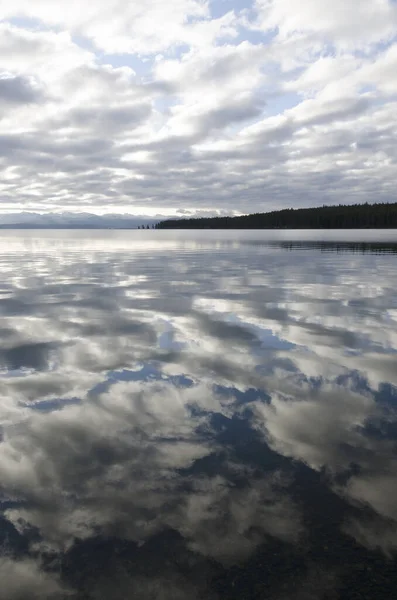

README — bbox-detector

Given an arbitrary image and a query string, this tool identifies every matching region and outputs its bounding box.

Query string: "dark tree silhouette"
[155,202,397,230]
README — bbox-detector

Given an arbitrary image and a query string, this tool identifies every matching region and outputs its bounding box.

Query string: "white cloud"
[254,0,397,50]
[0,0,215,54]
[0,1,396,215]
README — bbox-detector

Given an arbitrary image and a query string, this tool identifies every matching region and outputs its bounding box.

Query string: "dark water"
[1,230,397,600]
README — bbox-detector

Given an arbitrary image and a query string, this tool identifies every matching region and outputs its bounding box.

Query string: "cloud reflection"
[0,231,396,597]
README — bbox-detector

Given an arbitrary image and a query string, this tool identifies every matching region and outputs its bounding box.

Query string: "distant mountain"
[156,202,397,230]
[0,212,160,229]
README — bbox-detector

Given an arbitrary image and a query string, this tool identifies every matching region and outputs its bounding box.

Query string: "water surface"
[1,230,397,599]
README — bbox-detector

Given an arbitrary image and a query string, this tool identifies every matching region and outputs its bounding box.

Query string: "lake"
[1,229,397,600]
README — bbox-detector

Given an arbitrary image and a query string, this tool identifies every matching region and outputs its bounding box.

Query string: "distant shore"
[154,202,397,230]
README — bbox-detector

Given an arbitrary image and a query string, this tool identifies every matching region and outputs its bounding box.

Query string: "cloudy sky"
[1,0,397,218]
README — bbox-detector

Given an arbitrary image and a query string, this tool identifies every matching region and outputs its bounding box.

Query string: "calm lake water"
[1,229,397,599]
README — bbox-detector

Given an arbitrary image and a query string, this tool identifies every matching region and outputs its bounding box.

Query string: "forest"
[155,202,397,229]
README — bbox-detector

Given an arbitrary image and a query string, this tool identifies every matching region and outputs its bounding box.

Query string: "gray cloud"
[0,557,68,600]
[0,74,42,105]
[0,12,394,215]
[66,103,152,131]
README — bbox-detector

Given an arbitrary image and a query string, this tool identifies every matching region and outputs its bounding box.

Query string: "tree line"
[154,202,397,229]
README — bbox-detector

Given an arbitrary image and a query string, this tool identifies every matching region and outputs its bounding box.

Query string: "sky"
[0,0,397,218]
